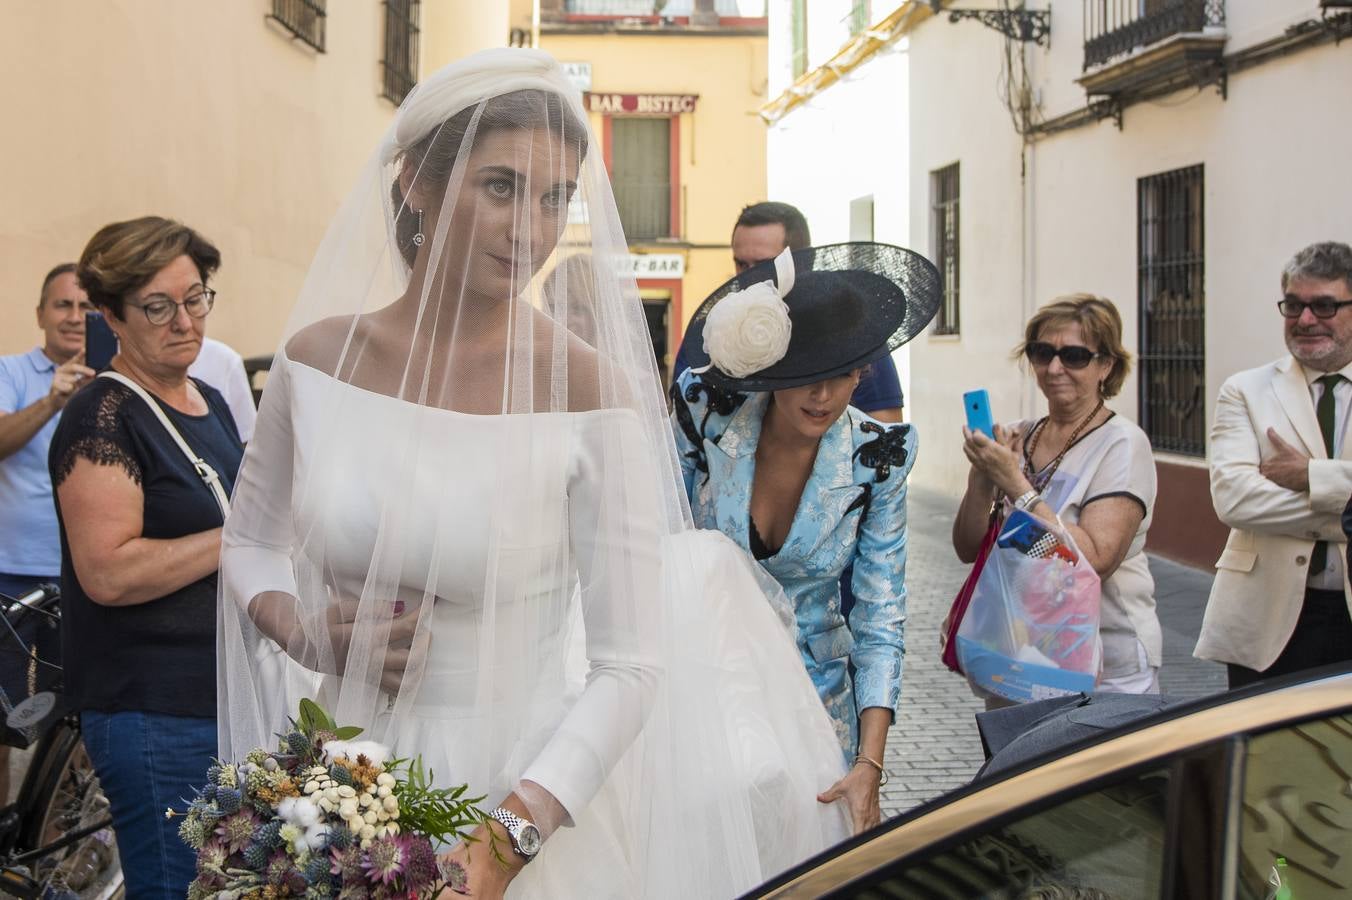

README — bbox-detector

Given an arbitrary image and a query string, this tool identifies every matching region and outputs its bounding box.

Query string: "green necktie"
[1310,373,1344,575]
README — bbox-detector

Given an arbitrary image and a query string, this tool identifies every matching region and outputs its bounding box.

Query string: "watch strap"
[488,807,539,861]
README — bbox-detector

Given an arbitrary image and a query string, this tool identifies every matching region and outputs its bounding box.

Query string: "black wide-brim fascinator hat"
[680,242,942,392]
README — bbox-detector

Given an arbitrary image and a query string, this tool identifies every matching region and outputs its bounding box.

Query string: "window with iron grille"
[268,0,327,53]
[791,0,808,78]
[1138,164,1205,456]
[930,163,960,335]
[611,118,673,241]
[381,0,421,106]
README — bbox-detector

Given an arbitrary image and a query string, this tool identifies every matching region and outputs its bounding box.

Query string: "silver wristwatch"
[488,807,542,862]
[1012,489,1040,512]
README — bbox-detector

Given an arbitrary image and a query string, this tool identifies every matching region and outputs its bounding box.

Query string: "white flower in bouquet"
[321,739,391,766]
[277,796,321,827]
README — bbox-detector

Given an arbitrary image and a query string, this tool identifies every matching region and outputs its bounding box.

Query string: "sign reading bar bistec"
[617,254,685,278]
[586,93,699,114]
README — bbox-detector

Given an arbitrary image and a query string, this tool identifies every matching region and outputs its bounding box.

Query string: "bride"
[217,48,849,898]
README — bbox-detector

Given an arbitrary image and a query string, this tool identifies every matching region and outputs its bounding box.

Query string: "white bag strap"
[97,371,230,519]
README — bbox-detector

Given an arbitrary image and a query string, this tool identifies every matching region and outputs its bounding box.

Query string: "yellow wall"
[0,2,508,359]
[538,31,770,344]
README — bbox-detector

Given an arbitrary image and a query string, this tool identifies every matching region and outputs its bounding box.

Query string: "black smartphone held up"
[85,311,118,371]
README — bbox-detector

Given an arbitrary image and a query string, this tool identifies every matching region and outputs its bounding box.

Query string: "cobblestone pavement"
[880,487,1226,819]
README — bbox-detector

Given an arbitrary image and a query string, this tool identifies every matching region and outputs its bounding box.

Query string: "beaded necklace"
[1021,398,1105,493]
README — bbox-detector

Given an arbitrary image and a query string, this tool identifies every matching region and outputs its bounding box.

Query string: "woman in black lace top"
[49,217,242,900]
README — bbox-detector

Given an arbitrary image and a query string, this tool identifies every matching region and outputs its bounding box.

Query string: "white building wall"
[905,0,1352,498]
[1029,41,1352,462]
[766,31,915,412]
[906,10,1031,495]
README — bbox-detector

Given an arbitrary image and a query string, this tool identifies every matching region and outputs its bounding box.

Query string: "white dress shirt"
[189,337,258,443]
[1303,361,1352,590]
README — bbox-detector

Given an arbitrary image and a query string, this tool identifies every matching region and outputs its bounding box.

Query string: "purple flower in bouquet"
[362,834,408,886]
[440,857,469,894]
[264,849,295,886]
[330,844,365,883]
[214,809,260,855]
[402,834,441,892]
[196,839,229,875]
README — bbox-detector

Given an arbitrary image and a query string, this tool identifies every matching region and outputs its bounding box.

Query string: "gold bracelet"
[853,753,888,786]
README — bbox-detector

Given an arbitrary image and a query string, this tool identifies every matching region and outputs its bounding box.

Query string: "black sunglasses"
[1277,297,1352,319]
[1024,342,1104,369]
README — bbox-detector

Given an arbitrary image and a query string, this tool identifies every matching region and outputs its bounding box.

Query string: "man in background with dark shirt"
[674,201,905,422]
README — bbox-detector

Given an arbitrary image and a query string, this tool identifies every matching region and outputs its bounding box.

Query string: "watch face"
[517,823,542,856]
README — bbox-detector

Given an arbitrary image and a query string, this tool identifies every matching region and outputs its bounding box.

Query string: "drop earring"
[412,208,425,247]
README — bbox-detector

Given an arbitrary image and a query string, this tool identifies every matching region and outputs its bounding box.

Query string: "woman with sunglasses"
[48,217,242,898]
[953,294,1162,700]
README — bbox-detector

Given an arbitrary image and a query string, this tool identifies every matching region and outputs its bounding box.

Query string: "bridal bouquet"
[176,699,487,899]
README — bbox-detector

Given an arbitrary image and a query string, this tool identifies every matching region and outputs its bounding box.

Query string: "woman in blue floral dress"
[670,243,940,832]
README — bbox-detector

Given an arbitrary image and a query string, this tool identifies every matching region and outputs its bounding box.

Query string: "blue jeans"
[80,710,217,900]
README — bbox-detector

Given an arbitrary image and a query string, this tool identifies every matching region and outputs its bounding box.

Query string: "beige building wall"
[421,0,533,73]
[1,1,512,360]
[539,30,770,353]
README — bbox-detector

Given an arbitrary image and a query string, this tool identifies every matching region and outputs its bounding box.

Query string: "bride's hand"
[323,596,423,692]
[437,825,523,899]
[817,763,882,834]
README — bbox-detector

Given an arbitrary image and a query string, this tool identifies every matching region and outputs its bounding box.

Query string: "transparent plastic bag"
[956,509,1101,702]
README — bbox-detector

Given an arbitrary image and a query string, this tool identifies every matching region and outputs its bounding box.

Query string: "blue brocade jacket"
[670,370,915,759]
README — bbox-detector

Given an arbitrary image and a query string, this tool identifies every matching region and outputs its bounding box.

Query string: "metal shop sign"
[586,93,699,114]
[618,254,685,278]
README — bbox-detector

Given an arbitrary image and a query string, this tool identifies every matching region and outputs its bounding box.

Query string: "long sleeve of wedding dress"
[517,409,662,820]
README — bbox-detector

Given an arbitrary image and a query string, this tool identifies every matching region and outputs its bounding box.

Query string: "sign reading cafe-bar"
[585,93,699,114]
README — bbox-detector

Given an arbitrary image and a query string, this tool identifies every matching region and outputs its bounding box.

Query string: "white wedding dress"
[220,355,851,898]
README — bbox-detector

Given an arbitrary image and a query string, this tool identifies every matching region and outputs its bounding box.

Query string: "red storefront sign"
[585,93,699,114]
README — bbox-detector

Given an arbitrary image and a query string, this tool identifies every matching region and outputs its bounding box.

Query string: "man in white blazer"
[1197,241,1352,688]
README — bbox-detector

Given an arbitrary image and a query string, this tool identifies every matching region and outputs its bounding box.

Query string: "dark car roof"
[745,665,1352,899]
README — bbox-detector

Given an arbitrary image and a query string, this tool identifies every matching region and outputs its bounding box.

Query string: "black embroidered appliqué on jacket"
[853,421,910,483]
[670,378,745,484]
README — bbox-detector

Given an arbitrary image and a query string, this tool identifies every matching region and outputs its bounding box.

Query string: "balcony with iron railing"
[542,0,766,26]
[556,0,763,15]
[1078,0,1227,100]
[1084,0,1225,69]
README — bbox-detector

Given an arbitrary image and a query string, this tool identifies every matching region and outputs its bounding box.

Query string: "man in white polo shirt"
[189,336,257,443]
[0,264,95,598]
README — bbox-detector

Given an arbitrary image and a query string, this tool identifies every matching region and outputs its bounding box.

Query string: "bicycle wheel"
[18,722,122,900]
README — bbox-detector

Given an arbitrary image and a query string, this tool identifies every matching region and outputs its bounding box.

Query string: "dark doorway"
[642,298,670,387]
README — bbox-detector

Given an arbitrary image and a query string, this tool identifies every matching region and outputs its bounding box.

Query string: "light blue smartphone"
[963,389,995,439]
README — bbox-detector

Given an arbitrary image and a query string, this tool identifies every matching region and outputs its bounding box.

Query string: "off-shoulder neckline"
[282,352,637,420]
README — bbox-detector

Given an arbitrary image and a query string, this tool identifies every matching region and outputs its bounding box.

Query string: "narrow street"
[880,486,1227,818]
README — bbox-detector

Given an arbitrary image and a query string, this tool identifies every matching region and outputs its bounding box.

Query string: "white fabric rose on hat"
[698,247,796,379]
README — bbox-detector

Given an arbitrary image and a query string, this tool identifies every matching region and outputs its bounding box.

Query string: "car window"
[1237,713,1352,900]
[845,767,1170,899]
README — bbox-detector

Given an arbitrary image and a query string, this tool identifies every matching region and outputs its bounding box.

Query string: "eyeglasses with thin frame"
[1277,296,1352,319]
[1024,342,1104,370]
[126,288,216,326]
